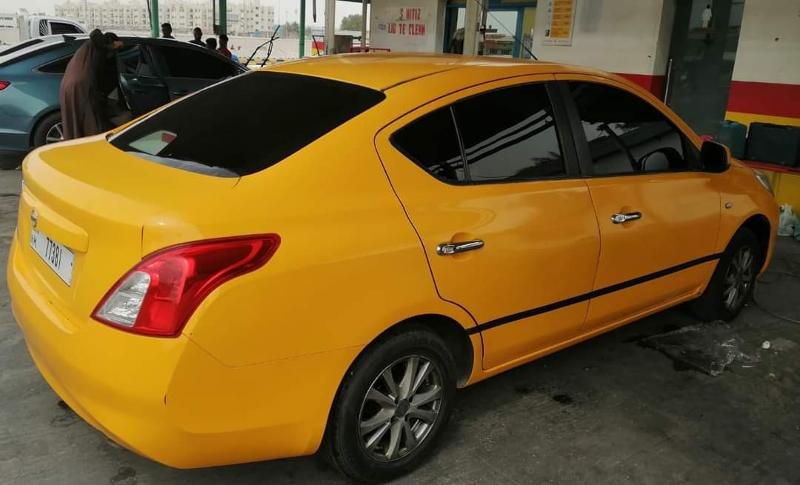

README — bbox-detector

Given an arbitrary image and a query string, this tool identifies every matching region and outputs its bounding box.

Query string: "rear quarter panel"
[170,101,478,368]
[0,47,71,151]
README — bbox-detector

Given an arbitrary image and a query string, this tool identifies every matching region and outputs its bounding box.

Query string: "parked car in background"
[8,55,778,482]
[0,11,86,45]
[0,35,246,169]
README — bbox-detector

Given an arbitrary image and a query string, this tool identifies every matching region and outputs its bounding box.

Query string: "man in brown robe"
[59,30,123,140]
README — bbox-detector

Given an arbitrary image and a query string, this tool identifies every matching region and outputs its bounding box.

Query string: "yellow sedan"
[8,54,778,482]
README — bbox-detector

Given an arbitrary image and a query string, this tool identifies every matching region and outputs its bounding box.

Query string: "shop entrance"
[665,0,745,136]
[443,1,536,58]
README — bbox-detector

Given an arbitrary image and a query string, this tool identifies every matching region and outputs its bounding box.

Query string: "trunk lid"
[18,137,238,321]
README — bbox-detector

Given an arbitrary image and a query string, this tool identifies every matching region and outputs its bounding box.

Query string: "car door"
[149,44,240,101]
[376,77,601,370]
[116,44,170,116]
[555,75,722,329]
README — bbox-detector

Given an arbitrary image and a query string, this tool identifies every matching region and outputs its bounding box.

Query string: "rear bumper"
[0,131,31,155]
[0,149,26,167]
[7,235,361,468]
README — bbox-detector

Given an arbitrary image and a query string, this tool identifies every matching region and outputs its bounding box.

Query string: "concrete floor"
[1,168,799,484]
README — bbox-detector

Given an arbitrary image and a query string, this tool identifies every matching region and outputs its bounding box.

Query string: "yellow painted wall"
[726,111,800,128]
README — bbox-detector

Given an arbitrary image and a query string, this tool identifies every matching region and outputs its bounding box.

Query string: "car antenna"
[467,0,538,60]
[243,25,281,68]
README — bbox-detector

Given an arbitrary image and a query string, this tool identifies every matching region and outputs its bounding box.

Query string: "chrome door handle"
[436,239,484,256]
[611,212,642,224]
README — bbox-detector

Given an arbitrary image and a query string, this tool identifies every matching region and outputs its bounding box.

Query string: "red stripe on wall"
[727,81,800,119]
[615,73,666,99]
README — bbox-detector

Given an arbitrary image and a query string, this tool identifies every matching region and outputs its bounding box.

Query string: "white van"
[0,12,86,45]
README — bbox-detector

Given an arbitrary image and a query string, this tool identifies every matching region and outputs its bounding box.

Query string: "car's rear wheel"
[324,327,456,482]
[689,228,760,321]
[32,112,64,148]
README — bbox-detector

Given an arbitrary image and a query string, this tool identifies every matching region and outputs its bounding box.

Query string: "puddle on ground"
[638,321,759,376]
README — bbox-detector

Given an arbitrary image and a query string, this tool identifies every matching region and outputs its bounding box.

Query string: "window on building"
[392,107,466,183]
[569,82,699,175]
[453,83,565,182]
[156,45,237,79]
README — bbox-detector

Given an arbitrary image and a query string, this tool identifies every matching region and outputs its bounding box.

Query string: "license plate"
[30,229,75,286]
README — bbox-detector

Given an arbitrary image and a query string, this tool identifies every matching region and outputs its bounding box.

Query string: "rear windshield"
[0,38,74,66]
[0,38,44,57]
[110,71,386,177]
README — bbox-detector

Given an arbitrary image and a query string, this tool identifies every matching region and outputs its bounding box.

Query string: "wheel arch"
[739,213,771,271]
[344,314,477,393]
[29,108,62,147]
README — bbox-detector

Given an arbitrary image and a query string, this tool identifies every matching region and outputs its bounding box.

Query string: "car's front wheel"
[690,228,760,321]
[324,327,456,482]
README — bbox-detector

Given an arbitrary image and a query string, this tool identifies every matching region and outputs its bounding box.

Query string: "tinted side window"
[50,22,82,34]
[391,107,465,183]
[453,83,565,182]
[117,45,153,76]
[38,55,72,73]
[158,45,235,79]
[569,82,699,175]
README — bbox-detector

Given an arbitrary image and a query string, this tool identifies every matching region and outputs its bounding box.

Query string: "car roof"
[267,52,579,91]
[0,34,238,68]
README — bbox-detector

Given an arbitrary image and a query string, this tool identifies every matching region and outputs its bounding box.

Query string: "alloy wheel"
[45,122,64,144]
[358,355,443,462]
[723,246,755,311]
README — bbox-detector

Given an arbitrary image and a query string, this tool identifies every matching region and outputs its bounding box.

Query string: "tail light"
[0,81,10,91]
[93,234,280,337]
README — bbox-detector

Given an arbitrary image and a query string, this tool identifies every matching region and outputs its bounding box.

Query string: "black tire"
[324,327,456,483]
[689,228,760,321]
[32,112,63,148]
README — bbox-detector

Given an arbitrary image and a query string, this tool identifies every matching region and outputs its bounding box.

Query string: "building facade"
[55,0,274,35]
[368,0,799,135]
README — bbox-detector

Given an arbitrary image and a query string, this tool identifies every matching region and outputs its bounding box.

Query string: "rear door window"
[110,71,385,177]
[391,107,466,183]
[156,45,236,79]
[453,83,565,182]
[391,82,565,184]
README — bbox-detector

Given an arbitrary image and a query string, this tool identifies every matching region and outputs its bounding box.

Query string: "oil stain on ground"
[110,466,137,485]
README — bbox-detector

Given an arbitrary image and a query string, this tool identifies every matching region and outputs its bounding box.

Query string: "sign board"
[543,0,576,46]
[371,4,435,52]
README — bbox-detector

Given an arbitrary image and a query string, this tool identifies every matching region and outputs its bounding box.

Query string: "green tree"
[340,14,362,31]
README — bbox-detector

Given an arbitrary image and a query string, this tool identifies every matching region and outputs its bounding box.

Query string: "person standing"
[205,37,217,50]
[161,22,174,39]
[217,34,232,58]
[59,30,123,140]
[189,27,204,46]
[701,4,713,29]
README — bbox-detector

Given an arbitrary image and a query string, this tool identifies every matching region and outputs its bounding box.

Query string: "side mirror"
[700,140,730,173]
